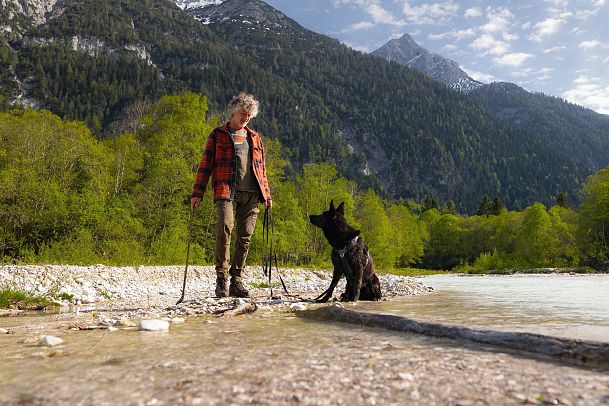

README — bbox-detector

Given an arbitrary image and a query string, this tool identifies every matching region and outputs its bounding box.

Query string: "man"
[191,93,272,298]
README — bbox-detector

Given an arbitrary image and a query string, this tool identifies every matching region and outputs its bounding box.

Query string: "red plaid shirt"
[192,123,272,202]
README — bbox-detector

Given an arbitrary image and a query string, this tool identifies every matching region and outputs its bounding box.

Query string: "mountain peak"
[178,0,295,29]
[372,33,482,93]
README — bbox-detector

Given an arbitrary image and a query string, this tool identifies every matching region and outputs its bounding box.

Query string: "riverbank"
[0,265,431,331]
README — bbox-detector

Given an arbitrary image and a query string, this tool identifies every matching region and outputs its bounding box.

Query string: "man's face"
[231,109,252,129]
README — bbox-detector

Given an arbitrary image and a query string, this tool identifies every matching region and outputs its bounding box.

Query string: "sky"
[263,0,609,114]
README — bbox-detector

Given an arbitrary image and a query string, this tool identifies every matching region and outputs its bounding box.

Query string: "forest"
[1,93,607,272]
[0,0,593,212]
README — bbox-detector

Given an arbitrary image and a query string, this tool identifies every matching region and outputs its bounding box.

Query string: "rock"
[107,326,118,332]
[114,318,138,327]
[171,317,185,324]
[0,328,9,334]
[397,372,415,381]
[138,320,170,331]
[37,336,64,347]
[290,302,307,311]
[221,303,257,317]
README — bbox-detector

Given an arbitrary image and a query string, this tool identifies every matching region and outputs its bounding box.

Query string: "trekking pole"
[176,206,195,305]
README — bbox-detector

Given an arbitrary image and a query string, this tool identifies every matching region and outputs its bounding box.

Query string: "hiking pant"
[215,191,260,281]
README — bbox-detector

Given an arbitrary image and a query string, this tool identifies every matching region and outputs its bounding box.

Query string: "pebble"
[171,317,185,324]
[0,328,8,334]
[37,336,64,347]
[138,320,170,331]
[289,302,307,311]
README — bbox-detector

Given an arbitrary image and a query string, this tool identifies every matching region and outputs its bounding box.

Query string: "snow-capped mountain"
[372,33,482,94]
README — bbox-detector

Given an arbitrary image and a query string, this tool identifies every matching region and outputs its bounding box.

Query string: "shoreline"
[0,265,432,333]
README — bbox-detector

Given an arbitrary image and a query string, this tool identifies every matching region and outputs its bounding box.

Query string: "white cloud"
[604,56,609,64]
[464,68,495,83]
[536,67,554,80]
[563,76,609,114]
[511,68,533,78]
[470,34,510,56]
[333,0,405,26]
[442,44,458,52]
[578,40,609,50]
[543,0,568,5]
[529,18,566,42]
[502,32,519,41]
[342,21,375,32]
[570,27,585,36]
[427,28,476,41]
[480,7,513,33]
[543,44,567,53]
[401,1,460,25]
[494,52,534,67]
[464,7,481,18]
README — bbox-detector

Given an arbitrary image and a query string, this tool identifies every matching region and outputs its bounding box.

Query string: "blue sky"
[264,0,609,114]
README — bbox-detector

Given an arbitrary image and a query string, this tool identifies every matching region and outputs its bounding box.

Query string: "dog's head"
[309,200,360,248]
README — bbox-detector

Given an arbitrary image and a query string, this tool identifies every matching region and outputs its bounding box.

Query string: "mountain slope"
[468,82,609,171]
[182,0,586,211]
[372,33,482,93]
[0,0,354,171]
[372,33,609,172]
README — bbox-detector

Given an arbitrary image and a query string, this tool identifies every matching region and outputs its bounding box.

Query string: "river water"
[357,274,609,343]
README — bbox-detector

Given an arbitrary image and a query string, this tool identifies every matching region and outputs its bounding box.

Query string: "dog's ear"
[329,200,335,212]
[336,202,345,214]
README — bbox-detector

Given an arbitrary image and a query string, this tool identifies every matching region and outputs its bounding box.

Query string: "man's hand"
[191,197,202,210]
[264,199,273,209]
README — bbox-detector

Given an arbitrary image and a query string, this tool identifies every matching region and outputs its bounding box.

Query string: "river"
[357,274,609,343]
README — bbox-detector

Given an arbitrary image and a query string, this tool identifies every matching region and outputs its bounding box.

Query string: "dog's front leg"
[315,261,342,303]
[352,269,363,301]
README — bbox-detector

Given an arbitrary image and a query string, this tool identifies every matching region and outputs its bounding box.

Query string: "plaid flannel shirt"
[192,123,272,203]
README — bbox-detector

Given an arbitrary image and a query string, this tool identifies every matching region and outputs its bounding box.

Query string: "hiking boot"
[229,280,250,298]
[215,277,228,298]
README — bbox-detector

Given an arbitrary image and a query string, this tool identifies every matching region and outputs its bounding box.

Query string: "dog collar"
[334,236,359,258]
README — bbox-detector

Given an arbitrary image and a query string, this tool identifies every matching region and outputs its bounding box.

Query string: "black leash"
[262,207,289,297]
[176,206,194,305]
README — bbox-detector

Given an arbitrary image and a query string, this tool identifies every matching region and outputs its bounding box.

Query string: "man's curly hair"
[228,93,259,117]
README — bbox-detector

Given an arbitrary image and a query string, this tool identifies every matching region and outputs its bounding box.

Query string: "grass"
[0,288,57,310]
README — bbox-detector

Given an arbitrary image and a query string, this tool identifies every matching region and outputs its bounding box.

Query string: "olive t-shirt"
[230,128,260,192]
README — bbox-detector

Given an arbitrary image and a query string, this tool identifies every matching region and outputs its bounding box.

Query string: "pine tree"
[423,194,440,212]
[491,197,505,215]
[557,192,570,209]
[476,194,492,216]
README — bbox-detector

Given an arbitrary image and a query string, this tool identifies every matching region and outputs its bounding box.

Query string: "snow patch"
[175,0,225,10]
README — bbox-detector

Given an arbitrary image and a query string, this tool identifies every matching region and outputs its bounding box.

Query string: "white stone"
[171,317,185,324]
[37,336,64,347]
[290,302,307,311]
[138,320,169,331]
[398,372,415,381]
[0,328,9,334]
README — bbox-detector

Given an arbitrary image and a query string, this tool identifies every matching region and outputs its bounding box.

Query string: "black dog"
[309,200,382,302]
